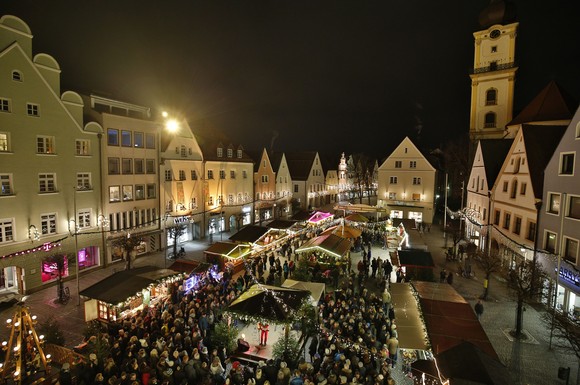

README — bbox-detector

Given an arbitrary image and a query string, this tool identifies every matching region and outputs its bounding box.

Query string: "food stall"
[295,233,352,270]
[204,242,252,274]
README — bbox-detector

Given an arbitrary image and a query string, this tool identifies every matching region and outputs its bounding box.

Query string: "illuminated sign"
[559,266,580,287]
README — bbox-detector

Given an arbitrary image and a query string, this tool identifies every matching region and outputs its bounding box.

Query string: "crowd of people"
[60,225,401,385]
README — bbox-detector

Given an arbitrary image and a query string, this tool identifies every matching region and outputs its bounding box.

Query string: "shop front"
[540,253,580,315]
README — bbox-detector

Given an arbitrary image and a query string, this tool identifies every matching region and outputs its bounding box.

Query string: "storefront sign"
[559,266,580,287]
[174,216,190,224]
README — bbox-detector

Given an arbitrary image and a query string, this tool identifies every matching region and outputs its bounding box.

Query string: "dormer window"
[227,148,233,158]
[12,71,22,81]
[237,149,242,158]
[217,147,223,157]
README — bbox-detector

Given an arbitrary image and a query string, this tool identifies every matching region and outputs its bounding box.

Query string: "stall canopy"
[334,203,387,214]
[229,225,270,244]
[296,233,352,258]
[292,210,314,222]
[398,250,435,269]
[281,279,325,305]
[169,260,213,275]
[320,224,362,239]
[267,219,299,230]
[389,283,429,351]
[307,211,333,224]
[413,281,498,359]
[345,213,369,223]
[204,242,252,259]
[411,341,510,385]
[80,266,181,305]
[227,284,310,323]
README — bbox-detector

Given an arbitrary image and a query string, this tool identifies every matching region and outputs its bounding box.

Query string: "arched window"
[513,156,520,174]
[510,179,518,199]
[485,89,497,105]
[484,112,496,128]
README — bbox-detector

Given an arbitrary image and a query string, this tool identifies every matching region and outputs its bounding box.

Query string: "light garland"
[1,239,65,260]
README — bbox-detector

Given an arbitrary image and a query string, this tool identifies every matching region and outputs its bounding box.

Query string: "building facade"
[252,148,277,224]
[286,152,326,211]
[270,152,293,219]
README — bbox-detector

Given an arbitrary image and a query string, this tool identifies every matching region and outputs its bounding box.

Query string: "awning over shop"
[79,266,181,305]
[398,250,435,269]
[229,225,270,244]
[389,283,429,351]
[204,242,252,259]
[296,233,351,258]
[413,281,498,360]
[281,279,325,305]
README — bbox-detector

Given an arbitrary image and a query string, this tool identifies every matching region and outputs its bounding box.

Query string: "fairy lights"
[1,239,64,260]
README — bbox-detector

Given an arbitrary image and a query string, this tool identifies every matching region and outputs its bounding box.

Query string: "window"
[0,133,9,151]
[109,186,120,202]
[134,159,144,174]
[134,132,144,148]
[486,89,497,105]
[121,130,132,147]
[40,213,56,235]
[180,146,187,157]
[207,170,214,179]
[37,136,55,154]
[510,180,518,199]
[514,217,522,235]
[389,192,396,200]
[410,161,417,168]
[491,46,497,53]
[412,177,422,185]
[527,221,537,242]
[217,147,223,157]
[78,209,91,229]
[12,70,22,81]
[191,170,198,180]
[39,174,56,193]
[484,112,496,128]
[146,184,156,199]
[494,210,500,225]
[228,148,233,158]
[483,208,487,221]
[545,231,557,253]
[165,170,173,181]
[220,170,226,179]
[123,185,133,201]
[564,237,579,264]
[218,195,223,205]
[560,153,575,175]
[122,158,133,174]
[27,103,39,116]
[261,175,269,183]
[503,212,511,230]
[395,161,402,168]
[0,219,14,243]
[108,158,120,174]
[294,184,299,193]
[520,182,527,195]
[412,193,421,201]
[1,174,13,195]
[190,198,197,209]
[146,159,155,174]
[230,170,236,179]
[75,139,90,155]
[243,170,248,179]
[502,181,508,192]
[208,196,214,206]
[135,185,145,200]
[568,196,580,220]
[107,129,119,146]
[389,176,398,184]
[76,173,91,190]
[228,194,234,205]
[0,99,10,113]
[179,170,186,181]
[237,149,243,158]
[145,133,156,149]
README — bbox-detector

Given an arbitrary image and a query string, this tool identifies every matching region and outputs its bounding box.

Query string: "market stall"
[397,249,435,281]
[295,233,352,269]
[79,266,183,323]
[203,242,252,274]
[281,279,325,305]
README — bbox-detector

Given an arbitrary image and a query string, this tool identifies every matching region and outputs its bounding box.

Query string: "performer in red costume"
[257,322,270,346]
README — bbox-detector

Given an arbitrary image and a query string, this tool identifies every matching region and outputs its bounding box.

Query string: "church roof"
[508,81,578,126]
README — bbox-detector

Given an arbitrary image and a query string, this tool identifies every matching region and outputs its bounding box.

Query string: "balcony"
[471,61,516,74]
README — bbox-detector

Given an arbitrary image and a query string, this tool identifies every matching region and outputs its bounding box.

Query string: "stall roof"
[267,219,298,230]
[169,260,213,275]
[281,279,325,305]
[413,281,498,360]
[80,266,180,305]
[292,210,313,221]
[296,233,351,258]
[229,225,270,243]
[204,242,251,259]
[398,250,435,268]
[389,283,429,351]
[308,211,333,223]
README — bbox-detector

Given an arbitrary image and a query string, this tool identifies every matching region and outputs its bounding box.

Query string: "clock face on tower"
[490,29,501,39]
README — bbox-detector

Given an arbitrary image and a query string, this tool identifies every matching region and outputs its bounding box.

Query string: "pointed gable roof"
[479,139,513,188]
[521,124,567,199]
[508,81,578,126]
[379,136,436,170]
[286,151,318,181]
[269,151,284,173]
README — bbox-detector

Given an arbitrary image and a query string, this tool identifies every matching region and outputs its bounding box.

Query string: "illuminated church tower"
[469,0,518,141]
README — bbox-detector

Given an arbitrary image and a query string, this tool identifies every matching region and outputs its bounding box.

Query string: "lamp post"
[72,186,80,306]
[97,214,109,268]
[550,193,566,349]
[530,199,542,298]
[443,173,448,248]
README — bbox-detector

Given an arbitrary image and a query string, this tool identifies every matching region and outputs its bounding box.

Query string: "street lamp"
[71,186,81,306]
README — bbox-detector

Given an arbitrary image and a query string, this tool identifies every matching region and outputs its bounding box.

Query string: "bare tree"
[112,234,143,270]
[166,224,187,259]
[44,252,73,303]
[543,308,580,384]
[347,153,375,203]
[506,259,547,339]
[476,248,503,300]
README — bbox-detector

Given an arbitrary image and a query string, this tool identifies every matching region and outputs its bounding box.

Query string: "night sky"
[3,0,579,160]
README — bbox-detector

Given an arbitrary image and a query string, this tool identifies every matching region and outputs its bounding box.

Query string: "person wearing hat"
[59,363,73,385]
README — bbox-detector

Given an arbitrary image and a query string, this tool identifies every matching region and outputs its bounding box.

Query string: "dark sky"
[3,0,579,160]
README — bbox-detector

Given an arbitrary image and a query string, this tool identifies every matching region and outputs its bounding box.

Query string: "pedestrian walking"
[447,271,454,285]
[474,300,484,320]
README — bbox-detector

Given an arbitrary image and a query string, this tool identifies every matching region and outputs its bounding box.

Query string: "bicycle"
[57,286,71,304]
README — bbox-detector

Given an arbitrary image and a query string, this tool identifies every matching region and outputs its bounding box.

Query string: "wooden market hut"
[397,249,435,281]
[204,242,252,274]
[295,233,351,269]
[79,266,183,323]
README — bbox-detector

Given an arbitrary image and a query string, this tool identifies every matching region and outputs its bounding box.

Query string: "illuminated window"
[76,173,91,190]
[545,231,557,253]
[37,136,55,154]
[109,186,120,202]
[0,219,14,243]
[0,174,13,195]
[40,213,57,235]
[76,139,90,155]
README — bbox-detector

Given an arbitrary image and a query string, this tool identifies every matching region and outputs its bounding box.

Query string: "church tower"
[469,0,518,142]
